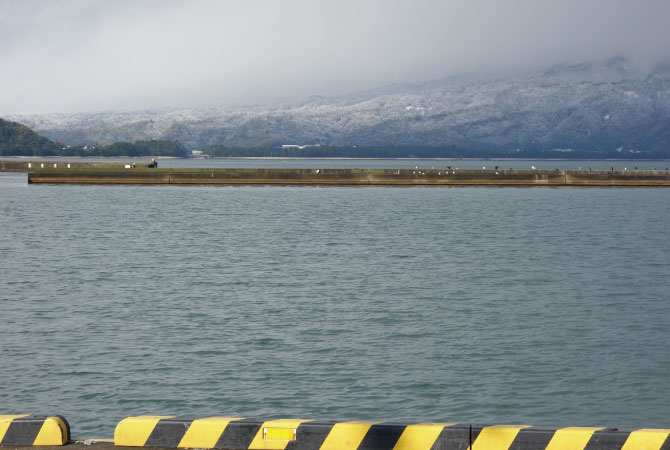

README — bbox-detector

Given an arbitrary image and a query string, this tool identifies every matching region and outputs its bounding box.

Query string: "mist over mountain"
[7,58,670,157]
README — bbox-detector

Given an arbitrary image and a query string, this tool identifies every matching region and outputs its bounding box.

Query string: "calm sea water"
[1,167,669,438]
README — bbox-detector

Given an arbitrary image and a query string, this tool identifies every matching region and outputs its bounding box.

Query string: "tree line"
[1,118,188,157]
[2,118,667,159]
[1,138,189,157]
[201,144,666,159]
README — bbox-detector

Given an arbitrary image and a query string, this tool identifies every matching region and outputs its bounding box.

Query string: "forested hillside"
[0,118,187,157]
[0,118,61,156]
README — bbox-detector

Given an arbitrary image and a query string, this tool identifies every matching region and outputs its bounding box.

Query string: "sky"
[1,0,670,114]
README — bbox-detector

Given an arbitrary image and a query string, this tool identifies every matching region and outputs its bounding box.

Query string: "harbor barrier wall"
[113,417,670,450]
[114,417,470,449]
[0,415,70,446]
[3,414,670,450]
[469,426,670,450]
[23,167,670,186]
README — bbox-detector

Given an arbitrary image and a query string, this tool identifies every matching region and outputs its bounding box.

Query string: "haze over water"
[1,167,669,438]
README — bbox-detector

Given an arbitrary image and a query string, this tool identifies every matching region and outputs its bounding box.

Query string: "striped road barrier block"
[114,417,470,449]
[0,414,70,446]
[114,418,670,450]
[470,425,670,450]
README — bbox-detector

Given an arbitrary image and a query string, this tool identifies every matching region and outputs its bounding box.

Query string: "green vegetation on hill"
[0,118,61,156]
[79,140,188,157]
[1,118,188,157]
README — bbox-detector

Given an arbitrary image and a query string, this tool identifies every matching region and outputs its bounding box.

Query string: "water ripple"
[1,176,669,436]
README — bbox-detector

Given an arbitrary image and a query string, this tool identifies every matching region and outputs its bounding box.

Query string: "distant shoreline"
[2,155,669,162]
[207,156,670,162]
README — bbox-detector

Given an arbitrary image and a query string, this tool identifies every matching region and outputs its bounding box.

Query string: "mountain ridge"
[6,58,670,157]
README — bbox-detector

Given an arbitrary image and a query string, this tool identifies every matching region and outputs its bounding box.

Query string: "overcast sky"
[1,0,669,113]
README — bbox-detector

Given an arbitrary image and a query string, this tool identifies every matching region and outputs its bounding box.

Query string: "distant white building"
[282,144,321,149]
[190,150,209,158]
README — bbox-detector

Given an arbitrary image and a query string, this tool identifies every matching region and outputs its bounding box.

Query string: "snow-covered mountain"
[7,57,670,156]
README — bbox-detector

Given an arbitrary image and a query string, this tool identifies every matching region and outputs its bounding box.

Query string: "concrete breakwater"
[1,160,130,172]
[23,167,670,186]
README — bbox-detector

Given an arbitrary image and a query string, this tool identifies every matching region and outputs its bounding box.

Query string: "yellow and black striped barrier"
[0,414,70,446]
[470,425,670,450]
[114,417,470,449]
[114,417,670,450]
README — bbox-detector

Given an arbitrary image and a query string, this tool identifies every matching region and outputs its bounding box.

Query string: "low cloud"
[2,0,669,113]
